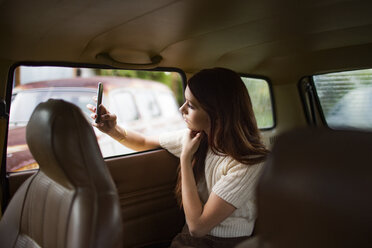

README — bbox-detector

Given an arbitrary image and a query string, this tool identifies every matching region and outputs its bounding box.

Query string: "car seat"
[237,128,372,248]
[0,99,122,248]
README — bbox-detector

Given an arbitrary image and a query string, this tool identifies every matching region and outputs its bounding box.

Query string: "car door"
[6,148,185,248]
[106,149,184,247]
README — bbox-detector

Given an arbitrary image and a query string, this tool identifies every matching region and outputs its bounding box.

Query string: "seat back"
[0,99,122,248]
[251,128,372,248]
[239,129,372,248]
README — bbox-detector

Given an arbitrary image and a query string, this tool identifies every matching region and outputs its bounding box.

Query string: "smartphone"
[95,82,103,123]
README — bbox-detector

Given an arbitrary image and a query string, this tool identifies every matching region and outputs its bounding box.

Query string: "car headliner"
[1,0,372,84]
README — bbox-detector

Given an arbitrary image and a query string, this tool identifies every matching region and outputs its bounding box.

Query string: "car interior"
[0,0,372,247]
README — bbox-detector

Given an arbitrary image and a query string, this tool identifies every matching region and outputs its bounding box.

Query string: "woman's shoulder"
[211,156,265,208]
[222,155,265,170]
[207,152,265,178]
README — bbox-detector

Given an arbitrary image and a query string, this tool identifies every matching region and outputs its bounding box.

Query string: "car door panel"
[105,148,184,247]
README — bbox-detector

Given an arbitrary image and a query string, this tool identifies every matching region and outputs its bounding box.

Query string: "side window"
[241,77,274,129]
[7,66,184,173]
[313,69,372,130]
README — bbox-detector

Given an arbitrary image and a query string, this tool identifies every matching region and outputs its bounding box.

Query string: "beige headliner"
[1,0,372,83]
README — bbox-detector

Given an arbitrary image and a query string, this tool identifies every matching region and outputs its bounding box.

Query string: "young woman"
[88,67,269,247]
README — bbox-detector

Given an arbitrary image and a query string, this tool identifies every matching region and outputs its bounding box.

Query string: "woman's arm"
[87,103,160,151]
[105,123,160,151]
[180,131,236,237]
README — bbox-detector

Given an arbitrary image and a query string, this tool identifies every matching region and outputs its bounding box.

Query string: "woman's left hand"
[181,129,202,163]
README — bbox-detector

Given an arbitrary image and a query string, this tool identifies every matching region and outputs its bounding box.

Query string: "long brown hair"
[175,67,269,206]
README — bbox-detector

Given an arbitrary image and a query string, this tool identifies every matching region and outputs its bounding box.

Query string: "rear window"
[313,69,372,130]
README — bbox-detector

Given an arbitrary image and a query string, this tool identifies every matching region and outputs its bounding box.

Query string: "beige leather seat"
[0,99,123,248]
[237,128,372,248]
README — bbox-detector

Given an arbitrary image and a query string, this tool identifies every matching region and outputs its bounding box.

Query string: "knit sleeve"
[158,129,188,158]
[212,161,264,208]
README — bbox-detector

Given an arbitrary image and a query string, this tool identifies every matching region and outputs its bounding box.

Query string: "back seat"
[238,128,372,248]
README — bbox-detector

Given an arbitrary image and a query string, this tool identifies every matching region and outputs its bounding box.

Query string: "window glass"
[156,92,180,118]
[134,91,161,119]
[111,91,139,122]
[241,77,274,129]
[10,90,94,126]
[313,69,372,130]
[7,66,184,173]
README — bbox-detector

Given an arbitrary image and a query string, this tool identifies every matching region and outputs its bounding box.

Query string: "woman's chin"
[187,126,200,132]
[185,122,204,132]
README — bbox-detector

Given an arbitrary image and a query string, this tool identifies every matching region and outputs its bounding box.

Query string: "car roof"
[2,0,372,84]
[13,76,172,92]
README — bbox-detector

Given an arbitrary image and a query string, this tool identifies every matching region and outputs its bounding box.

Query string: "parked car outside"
[7,76,185,172]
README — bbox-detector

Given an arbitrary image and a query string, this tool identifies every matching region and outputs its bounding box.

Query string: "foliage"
[242,77,274,128]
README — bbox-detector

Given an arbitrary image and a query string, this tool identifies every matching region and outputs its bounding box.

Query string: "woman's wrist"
[108,125,127,142]
[180,153,192,165]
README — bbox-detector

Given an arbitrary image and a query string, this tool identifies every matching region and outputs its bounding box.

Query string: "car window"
[6,66,185,173]
[241,77,274,129]
[313,69,372,130]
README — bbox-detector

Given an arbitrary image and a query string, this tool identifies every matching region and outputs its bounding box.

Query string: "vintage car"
[0,1,371,248]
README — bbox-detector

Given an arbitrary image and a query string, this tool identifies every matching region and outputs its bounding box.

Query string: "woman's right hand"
[87,103,117,134]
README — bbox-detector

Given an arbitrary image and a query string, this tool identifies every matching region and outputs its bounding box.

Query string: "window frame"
[310,75,331,127]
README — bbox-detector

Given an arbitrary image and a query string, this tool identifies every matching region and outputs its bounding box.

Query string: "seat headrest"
[26,99,113,191]
[257,128,372,248]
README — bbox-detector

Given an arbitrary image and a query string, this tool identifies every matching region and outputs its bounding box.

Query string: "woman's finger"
[101,114,112,120]
[98,104,109,114]
[191,133,202,145]
[87,104,96,113]
[194,132,201,140]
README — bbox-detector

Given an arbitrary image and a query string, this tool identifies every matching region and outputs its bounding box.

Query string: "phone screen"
[95,82,103,123]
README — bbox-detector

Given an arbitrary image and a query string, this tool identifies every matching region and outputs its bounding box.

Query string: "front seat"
[237,128,372,248]
[0,99,123,248]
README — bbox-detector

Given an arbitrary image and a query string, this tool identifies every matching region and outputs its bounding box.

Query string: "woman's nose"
[179,102,187,113]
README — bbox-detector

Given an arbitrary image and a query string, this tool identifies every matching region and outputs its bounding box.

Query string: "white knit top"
[159,129,264,238]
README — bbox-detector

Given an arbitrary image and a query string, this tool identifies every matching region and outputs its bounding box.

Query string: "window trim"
[309,75,329,127]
